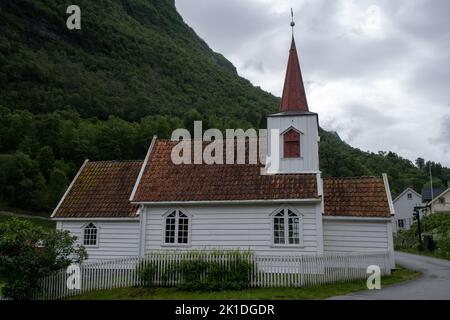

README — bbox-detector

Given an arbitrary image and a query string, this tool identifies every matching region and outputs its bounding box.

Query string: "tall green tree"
[415,158,425,170]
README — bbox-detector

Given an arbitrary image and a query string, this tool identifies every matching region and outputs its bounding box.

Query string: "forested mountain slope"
[0,0,448,212]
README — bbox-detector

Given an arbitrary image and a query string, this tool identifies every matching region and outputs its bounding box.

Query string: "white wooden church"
[52,32,395,268]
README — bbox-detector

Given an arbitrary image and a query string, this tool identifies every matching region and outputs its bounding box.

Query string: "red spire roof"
[280,37,309,112]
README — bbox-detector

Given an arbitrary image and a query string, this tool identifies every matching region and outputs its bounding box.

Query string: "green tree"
[45,168,69,209]
[415,158,425,170]
[423,178,445,189]
[36,145,55,178]
[0,218,87,300]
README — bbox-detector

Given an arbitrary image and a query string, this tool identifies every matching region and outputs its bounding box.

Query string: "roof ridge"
[324,176,383,180]
[87,160,143,164]
[157,138,263,142]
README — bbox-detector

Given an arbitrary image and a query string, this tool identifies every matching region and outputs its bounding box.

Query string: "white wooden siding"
[430,189,450,213]
[393,188,422,232]
[57,220,140,261]
[323,219,389,253]
[267,115,319,173]
[144,203,320,256]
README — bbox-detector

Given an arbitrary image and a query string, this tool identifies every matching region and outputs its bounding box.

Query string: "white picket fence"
[28,251,391,300]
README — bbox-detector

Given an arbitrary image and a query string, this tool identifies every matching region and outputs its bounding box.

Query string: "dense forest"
[0,0,449,212]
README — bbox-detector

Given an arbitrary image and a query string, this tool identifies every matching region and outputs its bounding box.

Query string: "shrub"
[137,250,255,291]
[137,260,158,288]
[0,218,87,299]
[394,213,450,259]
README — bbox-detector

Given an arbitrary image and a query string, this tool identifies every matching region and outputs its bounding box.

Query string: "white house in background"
[392,187,422,233]
[427,187,450,214]
[51,32,396,268]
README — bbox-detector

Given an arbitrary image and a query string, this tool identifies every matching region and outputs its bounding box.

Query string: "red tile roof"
[323,177,391,217]
[132,140,319,202]
[53,161,142,218]
[53,141,391,219]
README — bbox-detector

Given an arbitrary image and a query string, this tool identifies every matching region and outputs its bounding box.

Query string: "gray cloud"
[431,115,450,154]
[176,0,450,166]
[392,0,450,41]
[242,60,266,73]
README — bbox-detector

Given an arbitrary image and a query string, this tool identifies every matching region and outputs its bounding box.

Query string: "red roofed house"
[52,33,395,268]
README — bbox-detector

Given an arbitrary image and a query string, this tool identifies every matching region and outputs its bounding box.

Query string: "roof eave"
[323,215,392,221]
[52,217,140,221]
[131,198,321,206]
[383,173,396,216]
[129,135,157,202]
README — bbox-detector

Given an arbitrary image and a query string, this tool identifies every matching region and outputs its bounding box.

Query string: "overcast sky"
[175,0,450,167]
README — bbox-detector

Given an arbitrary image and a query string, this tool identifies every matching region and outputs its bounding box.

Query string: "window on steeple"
[283,129,300,158]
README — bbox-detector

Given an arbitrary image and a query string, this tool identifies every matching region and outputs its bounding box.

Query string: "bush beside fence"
[138,251,255,290]
[29,251,391,300]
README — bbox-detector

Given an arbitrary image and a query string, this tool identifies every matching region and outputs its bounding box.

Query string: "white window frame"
[162,208,191,247]
[407,193,412,200]
[82,222,99,247]
[397,219,405,229]
[270,206,304,247]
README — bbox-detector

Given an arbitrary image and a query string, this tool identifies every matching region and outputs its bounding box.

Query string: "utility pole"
[429,161,434,201]
[414,206,426,250]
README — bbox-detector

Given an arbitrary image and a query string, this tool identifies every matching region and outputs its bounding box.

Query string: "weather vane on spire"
[290,8,295,36]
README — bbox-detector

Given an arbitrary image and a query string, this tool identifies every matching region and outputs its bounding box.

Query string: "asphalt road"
[329,251,450,300]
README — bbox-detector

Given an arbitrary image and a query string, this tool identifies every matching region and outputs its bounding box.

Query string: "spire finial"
[280,7,309,112]
[290,8,295,36]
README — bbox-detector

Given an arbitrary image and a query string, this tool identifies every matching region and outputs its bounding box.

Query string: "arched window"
[283,129,301,158]
[273,208,302,245]
[164,210,190,244]
[83,223,98,246]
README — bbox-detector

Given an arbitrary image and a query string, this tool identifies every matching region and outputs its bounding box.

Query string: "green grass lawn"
[0,214,55,230]
[0,201,50,218]
[70,266,420,300]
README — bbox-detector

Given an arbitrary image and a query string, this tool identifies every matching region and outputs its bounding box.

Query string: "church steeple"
[280,10,309,112]
[265,9,319,175]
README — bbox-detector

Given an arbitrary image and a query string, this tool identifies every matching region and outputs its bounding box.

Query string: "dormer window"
[283,128,301,158]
